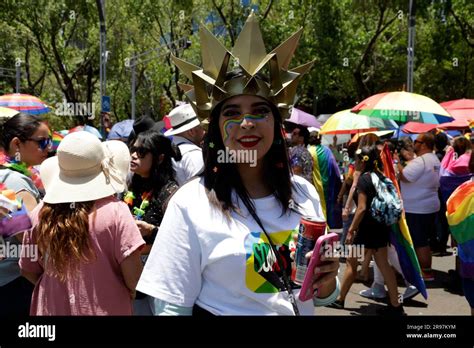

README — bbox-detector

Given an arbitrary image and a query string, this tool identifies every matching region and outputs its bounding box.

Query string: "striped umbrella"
[320,109,398,134]
[0,106,19,119]
[0,93,50,115]
[351,91,454,124]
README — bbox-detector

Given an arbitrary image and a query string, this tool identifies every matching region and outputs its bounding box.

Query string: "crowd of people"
[1,13,473,317]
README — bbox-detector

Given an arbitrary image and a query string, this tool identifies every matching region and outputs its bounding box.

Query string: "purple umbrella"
[288,108,321,128]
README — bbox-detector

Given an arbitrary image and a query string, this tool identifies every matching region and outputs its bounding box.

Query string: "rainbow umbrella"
[351,91,454,124]
[0,106,19,119]
[446,180,474,278]
[0,93,49,115]
[380,144,428,299]
[349,130,395,144]
[320,109,398,134]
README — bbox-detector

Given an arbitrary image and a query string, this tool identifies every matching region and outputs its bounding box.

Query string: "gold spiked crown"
[172,11,314,121]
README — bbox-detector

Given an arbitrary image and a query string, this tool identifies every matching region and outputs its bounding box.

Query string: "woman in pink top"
[20,132,145,315]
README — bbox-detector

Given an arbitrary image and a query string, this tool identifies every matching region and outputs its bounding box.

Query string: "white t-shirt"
[137,175,325,315]
[400,152,440,214]
[171,136,204,186]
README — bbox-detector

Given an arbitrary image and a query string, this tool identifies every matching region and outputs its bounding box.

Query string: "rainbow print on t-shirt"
[244,230,295,293]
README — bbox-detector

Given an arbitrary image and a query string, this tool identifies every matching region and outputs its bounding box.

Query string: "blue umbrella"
[107,119,134,141]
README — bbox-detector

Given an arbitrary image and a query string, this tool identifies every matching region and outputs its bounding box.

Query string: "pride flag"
[51,131,65,151]
[308,145,342,229]
[447,180,474,279]
[439,148,472,203]
[380,145,428,299]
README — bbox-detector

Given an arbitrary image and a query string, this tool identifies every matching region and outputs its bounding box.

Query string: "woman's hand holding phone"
[298,233,339,302]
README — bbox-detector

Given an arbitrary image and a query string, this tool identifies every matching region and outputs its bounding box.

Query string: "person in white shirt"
[395,132,440,281]
[164,104,204,186]
[136,13,340,315]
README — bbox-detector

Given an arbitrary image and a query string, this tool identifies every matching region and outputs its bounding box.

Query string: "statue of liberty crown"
[172,11,314,121]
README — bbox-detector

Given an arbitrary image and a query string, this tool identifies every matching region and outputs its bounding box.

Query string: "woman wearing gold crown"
[136,12,339,315]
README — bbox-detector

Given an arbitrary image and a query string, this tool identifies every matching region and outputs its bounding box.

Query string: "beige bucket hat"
[40,131,130,204]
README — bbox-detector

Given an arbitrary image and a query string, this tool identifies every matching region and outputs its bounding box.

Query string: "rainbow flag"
[380,145,428,299]
[439,148,472,203]
[52,131,65,151]
[447,180,474,279]
[308,145,342,229]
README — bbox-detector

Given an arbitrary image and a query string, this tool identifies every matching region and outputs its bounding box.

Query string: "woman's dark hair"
[308,131,321,146]
[294,124,310,145]
[453,136,471,157]
[358,133,379,148]
[129,130,181,195]
[435,132,449,153]
[0,113,42,151]
[347,141,359,159]
[203,94,292,216]
[356,145,383,174]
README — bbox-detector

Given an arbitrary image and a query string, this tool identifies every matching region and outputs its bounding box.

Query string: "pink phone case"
[298,232,339,302]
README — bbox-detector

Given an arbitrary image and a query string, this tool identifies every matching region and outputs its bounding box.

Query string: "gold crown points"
[172,11,315,120]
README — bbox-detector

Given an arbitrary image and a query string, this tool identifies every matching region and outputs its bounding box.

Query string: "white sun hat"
[40,131,129,204]
[164,103,200,136]
[101,139,131,191]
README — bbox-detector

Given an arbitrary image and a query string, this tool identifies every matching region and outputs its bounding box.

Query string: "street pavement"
[317,234,470,316]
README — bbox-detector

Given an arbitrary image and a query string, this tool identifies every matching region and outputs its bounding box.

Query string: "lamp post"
[0,66,20,93]
[97,0,107,136]
[407,0,416,93]
[126,37,190,120]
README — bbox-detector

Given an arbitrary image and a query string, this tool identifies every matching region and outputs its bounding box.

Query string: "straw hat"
[164,104,200,136]
[41,131,130,204]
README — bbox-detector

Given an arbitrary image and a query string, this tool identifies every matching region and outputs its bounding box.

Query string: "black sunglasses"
[27,137,52,151]
[130,145,150,159]
[414,140,424,145]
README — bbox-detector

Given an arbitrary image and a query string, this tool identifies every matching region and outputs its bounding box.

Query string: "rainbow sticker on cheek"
[222,114,268,144]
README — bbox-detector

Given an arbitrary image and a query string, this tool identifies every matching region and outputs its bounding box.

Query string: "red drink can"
[293,216,327,285]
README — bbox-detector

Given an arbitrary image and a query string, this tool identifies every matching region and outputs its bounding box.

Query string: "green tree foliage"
[0,0,472,131]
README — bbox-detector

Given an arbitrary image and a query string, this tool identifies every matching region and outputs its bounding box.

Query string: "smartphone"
[298,232,339,302]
